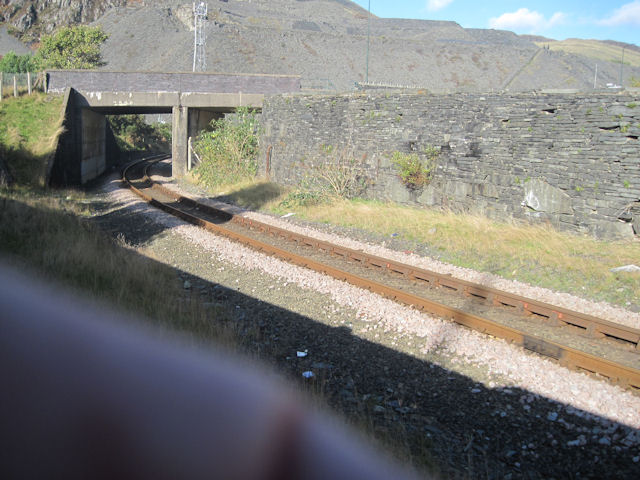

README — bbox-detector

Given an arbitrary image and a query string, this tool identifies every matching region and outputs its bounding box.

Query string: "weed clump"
[279,144,373,208]
[392,146,439,190]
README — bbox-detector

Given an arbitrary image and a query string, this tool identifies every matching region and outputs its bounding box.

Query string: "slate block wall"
[259,91,640,238]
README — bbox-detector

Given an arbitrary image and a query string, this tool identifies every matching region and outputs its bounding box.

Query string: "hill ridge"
[1,0,639,92]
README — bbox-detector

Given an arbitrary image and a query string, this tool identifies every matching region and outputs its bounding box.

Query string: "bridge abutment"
[80,109,107,184]
[45,71,300,185]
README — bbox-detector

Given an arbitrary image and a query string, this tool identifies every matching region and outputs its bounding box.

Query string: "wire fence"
[0,72,46,100]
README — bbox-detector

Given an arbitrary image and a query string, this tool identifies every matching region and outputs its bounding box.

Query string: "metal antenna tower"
[193,2,208,72]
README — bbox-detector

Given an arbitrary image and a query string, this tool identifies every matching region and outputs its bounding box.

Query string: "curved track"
[123,156,640,392]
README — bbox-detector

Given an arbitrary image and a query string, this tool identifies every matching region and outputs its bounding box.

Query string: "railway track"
[123,156,640,392]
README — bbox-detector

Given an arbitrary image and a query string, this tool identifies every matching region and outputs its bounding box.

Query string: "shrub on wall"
[193,107,260,187]
[392,146,438,190]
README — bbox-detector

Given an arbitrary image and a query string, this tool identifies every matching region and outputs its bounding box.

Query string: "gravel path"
[97,171,640,478]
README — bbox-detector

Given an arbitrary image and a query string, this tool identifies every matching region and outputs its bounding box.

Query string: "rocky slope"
[0,0,129,41]
[1,0,639,93]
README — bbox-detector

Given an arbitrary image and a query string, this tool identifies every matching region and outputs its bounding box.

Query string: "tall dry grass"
[277,198,640,307]
[0,190,231,343]
[183,174,639,307]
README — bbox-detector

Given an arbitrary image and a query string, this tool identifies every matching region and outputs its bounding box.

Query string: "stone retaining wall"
[259,91,640,238]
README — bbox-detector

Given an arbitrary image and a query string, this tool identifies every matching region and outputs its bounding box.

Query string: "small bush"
[392,146,438,190]
[193,107,260,187]
[290,145,373,204]
[314,145,372,199]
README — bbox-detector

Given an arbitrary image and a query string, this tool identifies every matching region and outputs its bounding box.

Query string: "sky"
[349,1,640,46]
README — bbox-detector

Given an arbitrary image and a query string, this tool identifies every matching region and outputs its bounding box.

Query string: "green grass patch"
[0,93,63,186]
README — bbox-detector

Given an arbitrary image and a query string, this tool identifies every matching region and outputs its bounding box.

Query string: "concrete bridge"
[47,70,300,185]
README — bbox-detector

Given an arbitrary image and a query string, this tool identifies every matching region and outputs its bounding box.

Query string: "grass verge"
[0,188,230,343]
[277,197,640,308]
[0,93,63,186]
[190,177,639,309]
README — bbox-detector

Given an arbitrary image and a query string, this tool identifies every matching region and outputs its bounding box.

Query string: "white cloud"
[599,1,640,26]
[426,0,453,12]
[489,8,565,32]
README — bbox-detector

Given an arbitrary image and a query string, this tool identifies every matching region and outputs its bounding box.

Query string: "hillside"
[533,38,640,69]
[1,0,639,92]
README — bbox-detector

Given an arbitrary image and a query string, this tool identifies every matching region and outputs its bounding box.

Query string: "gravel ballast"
[98,172,640,478]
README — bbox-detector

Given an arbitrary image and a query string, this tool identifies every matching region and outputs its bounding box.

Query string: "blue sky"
[350,1,640,45]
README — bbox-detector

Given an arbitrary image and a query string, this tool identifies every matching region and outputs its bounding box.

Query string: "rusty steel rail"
[123,158,640,391]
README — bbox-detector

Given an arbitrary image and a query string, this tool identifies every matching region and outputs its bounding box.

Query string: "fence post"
[188,136,192,171]
[27,72,32,95]
[13,75,18,97]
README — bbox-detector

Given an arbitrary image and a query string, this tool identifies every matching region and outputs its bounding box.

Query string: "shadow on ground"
[4,187,638,480]
[89,191,640,479]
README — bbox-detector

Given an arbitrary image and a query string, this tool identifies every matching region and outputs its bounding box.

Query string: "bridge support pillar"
[172,105,189,177]
[173,107,220,177]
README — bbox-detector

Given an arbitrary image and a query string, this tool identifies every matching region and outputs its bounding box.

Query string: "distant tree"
[0,51,38,73]
[34,25,109,70]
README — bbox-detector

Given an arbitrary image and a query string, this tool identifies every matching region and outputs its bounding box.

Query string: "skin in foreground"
[0,262,423,480]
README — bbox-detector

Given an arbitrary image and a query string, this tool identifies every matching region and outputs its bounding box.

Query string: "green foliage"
[631,77,640,88]
[0,51,38,73]
[34,25,109,70]
[193,107,260,187]
[279,190,324,208]
[392,146,438,190]
[107,115,171,152]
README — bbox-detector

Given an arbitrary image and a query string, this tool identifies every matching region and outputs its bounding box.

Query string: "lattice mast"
[193,2,208,72]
